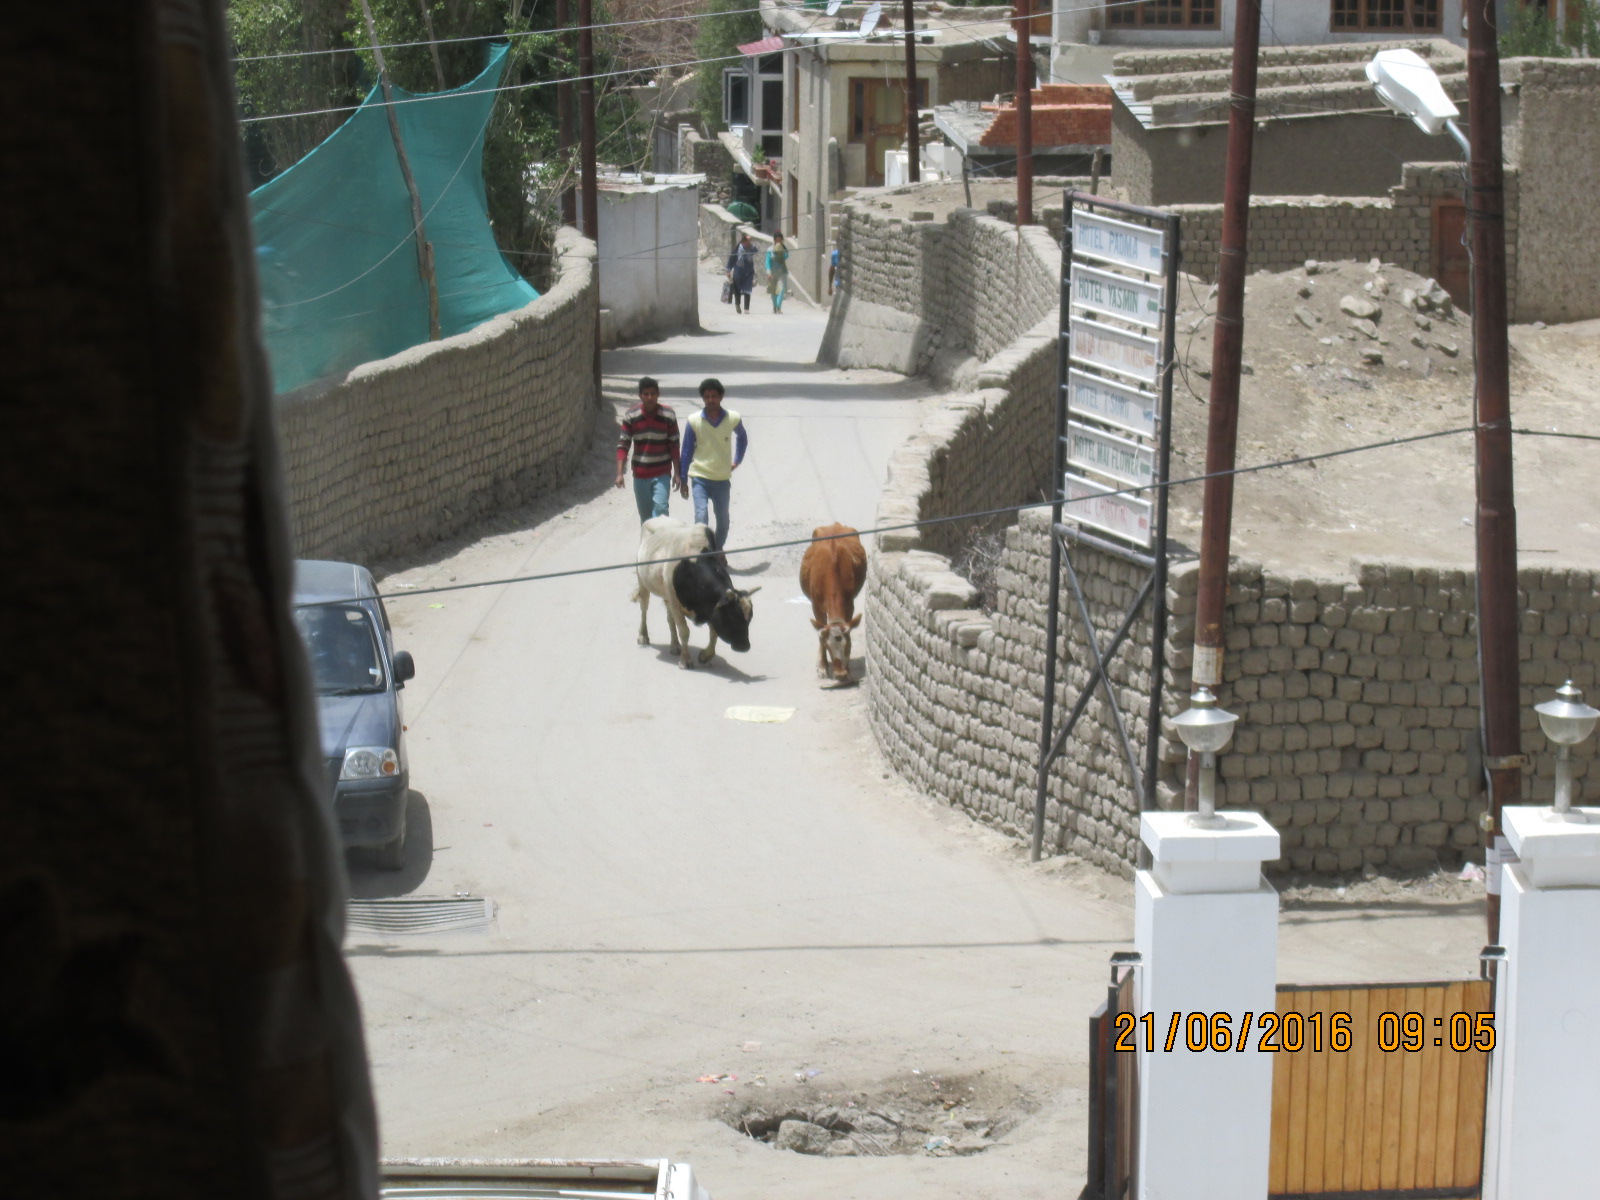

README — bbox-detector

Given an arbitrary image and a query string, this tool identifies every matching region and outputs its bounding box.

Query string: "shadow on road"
[348,789,435,899]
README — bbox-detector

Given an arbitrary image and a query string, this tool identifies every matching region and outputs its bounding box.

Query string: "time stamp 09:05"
[1113,1010,1497,1054]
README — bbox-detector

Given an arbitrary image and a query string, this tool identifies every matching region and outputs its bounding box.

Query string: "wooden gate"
[1084,958,1139,1200]
[1268,980,1493,1200]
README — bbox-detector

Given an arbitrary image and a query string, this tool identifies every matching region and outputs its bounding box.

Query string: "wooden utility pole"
[557,0,577,226]
[577,0,600,248]
[1013,7,1033,224]
[1465,0,1521,941]
[903,0,920,183]
[360,0,441,341]
[1188,0,1261,724]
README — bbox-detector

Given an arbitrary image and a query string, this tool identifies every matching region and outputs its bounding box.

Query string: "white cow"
[633,518,757,669]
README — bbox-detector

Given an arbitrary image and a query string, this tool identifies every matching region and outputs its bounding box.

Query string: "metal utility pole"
[1013,8,1033,224]
[557,0,577,226]
[577,0,600,248]
[903,0,920,183]
[359,0,441,341]
[1189,0,1261,717]
[1465,0,1521,941]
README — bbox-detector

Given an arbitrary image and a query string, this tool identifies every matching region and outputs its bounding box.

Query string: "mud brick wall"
[821,206,1058,381]
[853,195,1599,878]
[870,512,1600,878]
[868,513,1157,874]
[1502,57,1600,323]
[276,228,600,564]
[1171,164,1521,318]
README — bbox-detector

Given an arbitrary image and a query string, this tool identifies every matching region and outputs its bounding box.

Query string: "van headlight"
[341,746,400,780]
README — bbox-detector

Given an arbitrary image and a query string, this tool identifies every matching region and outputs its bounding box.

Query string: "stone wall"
[682,131,735,208]
[276,228,600,564]
[853,196,1599,878]
[1170,164,1521,318]
[1503,57,1600,324]
[992,164,1522,316]
[819,207,1059,386]
[870,507,1600,878]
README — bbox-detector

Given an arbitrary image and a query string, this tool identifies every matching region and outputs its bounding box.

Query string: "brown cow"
[799,523,868,682]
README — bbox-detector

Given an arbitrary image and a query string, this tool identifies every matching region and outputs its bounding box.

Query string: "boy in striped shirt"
[615,377,683,522]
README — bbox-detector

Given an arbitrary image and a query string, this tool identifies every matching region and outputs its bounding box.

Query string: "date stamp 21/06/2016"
[1112,1010,1497,1055]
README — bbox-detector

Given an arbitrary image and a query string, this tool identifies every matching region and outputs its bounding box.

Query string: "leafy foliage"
[694,0,763,134]
[1500,0,1600,58]
[228,0,645,286]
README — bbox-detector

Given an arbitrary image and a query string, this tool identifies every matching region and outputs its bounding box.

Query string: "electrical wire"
[233,3,763,64]
[239,0,1152,125]
[287,421,1499,608]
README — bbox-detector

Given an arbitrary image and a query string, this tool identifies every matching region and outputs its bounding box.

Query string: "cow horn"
[744,586,762,596]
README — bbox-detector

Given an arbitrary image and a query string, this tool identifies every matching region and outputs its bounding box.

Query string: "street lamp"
[1534,680,1600,822]
[1171,687,1239,828]
[1366,48,1470,156]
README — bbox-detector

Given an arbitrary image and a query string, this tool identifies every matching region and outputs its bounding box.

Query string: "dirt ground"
[347,273,1493,1199]
[1162,259,1600,577]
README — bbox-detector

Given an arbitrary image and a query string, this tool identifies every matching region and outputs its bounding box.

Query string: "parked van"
[292,560,415,869]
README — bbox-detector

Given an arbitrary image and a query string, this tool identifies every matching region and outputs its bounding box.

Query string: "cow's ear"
[811,617,823,629]
[848,614,862,628]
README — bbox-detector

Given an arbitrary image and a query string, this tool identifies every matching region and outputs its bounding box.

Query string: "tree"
[694,0,762,135]
[1500,0,1600,58]
[228,0,643,287]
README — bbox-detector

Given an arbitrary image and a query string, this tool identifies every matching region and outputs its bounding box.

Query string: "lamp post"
[1534,680,1600,821]
[1170,687,1239,827]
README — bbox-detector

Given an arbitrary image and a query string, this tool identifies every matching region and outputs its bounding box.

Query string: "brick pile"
[979,84,1112,150]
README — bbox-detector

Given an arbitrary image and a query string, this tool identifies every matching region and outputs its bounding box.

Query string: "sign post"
[1031,193,1181,874]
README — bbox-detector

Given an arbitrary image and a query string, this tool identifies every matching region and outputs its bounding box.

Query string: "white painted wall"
[1483,805,1600,1200]
[1053,0,1465,59]
[1135,812,1280,1200]
[597,181,701,344]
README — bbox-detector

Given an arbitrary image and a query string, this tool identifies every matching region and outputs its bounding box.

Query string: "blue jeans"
[631,474,671,523]
[690,477,731,550]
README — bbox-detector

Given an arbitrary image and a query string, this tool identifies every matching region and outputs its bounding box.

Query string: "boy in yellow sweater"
[678,377,749,552]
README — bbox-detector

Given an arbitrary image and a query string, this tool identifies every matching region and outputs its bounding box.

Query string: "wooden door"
[1268,980,1492,1198]
[849,77,928,185]
[1432,199,1471,314]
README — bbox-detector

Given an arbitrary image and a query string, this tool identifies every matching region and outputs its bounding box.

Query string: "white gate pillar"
[1135,811,1279,1200]
[1483,805,1600,1200]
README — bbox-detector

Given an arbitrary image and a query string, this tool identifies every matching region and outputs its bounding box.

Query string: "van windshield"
[293,604,385,695]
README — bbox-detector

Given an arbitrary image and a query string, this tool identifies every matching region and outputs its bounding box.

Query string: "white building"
[1049,0,1467,86]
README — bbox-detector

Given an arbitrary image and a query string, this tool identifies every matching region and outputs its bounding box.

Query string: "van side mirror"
[392,650,416,685]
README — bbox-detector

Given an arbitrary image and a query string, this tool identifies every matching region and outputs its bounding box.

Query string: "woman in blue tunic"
[725,232,757,314]
[765,232,790,313]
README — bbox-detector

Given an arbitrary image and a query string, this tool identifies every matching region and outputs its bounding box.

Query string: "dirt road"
[345,271,1486,1198]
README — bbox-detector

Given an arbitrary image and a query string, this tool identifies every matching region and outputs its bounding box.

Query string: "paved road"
[345,271,1483,1198]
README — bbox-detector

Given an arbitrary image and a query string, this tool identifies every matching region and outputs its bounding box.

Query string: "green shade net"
[251,43,537,395]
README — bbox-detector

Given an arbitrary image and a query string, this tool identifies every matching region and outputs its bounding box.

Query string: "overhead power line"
[239,0,1148,125]
[289,421,1545,609]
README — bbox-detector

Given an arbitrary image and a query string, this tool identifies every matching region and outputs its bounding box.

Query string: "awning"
[738,35,784,55]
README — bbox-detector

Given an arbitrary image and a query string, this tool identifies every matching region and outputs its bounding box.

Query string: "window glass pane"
[761,79,783,131]
[1331,0,1361,29]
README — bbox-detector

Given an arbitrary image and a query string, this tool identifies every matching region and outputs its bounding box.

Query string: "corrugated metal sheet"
[346,896,496,936]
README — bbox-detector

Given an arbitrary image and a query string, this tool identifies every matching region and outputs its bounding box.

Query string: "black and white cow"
[634,518,758,669]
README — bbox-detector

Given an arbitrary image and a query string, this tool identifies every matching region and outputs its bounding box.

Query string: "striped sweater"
[616,402,681,479]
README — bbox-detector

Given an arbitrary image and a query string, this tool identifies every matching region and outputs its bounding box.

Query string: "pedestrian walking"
[615,376,682,522]
[766,232,790,313]
[726,231,757,314]
[678,377,747,552]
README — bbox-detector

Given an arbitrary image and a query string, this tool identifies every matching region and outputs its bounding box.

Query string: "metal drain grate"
[346,896,496,936]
